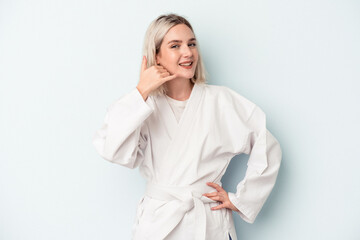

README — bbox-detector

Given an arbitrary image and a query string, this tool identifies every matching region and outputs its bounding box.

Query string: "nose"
[181,45,193,58]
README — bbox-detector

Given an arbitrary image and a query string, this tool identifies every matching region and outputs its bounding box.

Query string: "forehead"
[163,24,195,41]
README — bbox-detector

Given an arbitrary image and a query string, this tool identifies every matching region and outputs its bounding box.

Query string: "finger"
[206,182,224,192]
[155,65,166,71]
[162,73,178,82]
[211,203,226,210]
[205,193,225,201]
[203,192,218,197]
[141,55,147,72]
[205,195,222,201]
[160,72,170,78]
[157,68,168,73]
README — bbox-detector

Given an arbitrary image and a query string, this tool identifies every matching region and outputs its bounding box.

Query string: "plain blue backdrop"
[0,0,359,239]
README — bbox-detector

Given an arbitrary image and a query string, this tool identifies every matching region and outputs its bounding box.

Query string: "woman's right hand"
[136,56,178,101]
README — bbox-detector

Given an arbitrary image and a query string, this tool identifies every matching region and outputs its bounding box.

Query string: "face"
[156,24,198,81]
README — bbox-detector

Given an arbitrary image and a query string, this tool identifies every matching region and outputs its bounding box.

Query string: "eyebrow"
[167,38,196,44]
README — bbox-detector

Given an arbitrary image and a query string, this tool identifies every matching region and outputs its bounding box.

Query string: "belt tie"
[144,181,220,240]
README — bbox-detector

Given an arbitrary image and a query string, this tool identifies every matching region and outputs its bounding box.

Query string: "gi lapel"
[155,82,204,143]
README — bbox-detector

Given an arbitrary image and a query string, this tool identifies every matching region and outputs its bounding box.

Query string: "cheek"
[164,54,180,68]
[193,50,199,60]
[160,49,174,59]
[168,52,179,62]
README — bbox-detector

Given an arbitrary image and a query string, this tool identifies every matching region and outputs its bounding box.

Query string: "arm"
[228,105,282,223]
[92,87,154,169]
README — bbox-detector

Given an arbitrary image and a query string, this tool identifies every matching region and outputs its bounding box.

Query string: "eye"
[171,45,179,48]
[189,43,196,47]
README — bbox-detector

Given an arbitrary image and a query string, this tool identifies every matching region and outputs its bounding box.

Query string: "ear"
[155,55,160,65]
[156,50,163,65]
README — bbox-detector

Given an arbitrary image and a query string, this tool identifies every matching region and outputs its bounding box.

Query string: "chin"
[176,73,196,80]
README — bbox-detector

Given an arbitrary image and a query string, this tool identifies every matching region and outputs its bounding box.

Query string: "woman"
[92,13,282,240]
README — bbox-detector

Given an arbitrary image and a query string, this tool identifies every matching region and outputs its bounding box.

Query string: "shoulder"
[203,84,253,102]
[203,84,258,120]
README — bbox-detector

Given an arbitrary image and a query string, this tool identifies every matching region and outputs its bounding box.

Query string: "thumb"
[141,55,147,72]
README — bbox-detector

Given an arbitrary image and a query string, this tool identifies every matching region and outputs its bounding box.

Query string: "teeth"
[179,62,192,66]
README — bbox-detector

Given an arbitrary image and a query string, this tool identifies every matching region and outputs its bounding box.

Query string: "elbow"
[92,139,115,162]
[102,145,134,167]
[94,142,139,169]
[267,131,282,170]
[92,136,120,163]
[99,150,138,169]
[273,140,282,170]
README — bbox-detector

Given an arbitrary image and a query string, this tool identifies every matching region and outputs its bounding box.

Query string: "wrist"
[136,85,149,101]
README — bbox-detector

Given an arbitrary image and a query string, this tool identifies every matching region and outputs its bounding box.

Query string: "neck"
[165,78,194,101]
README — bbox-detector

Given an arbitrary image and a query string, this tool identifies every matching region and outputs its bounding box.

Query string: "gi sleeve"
[227,105,282,223]
[92,87,154,169]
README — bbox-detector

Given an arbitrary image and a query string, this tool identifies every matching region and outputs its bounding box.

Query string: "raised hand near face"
[136,55,178,101]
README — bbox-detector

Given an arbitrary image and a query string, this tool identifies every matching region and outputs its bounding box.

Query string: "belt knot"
[144,181,220,240]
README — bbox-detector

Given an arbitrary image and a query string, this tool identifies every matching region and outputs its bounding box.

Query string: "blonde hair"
[142,13,208,97]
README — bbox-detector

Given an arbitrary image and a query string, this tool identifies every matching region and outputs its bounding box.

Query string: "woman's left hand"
[203,182,240,212]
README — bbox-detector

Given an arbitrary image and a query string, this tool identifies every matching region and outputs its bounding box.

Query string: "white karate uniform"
[92,83,282,240]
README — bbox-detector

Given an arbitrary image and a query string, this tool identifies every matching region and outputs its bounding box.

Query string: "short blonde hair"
[142,13,208,97]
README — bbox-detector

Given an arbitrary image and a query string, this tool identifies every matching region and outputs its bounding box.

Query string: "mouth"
[179,61,193,69]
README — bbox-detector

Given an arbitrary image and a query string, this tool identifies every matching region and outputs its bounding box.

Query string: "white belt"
[144,181,220,240]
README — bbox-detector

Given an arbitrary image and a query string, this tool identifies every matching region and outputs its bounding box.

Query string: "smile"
[179,62,193,69]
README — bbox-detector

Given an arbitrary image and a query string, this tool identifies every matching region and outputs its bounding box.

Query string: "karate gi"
[92,82,282,240]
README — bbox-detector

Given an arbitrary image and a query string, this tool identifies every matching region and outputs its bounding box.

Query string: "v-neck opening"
[165,83,196,127]
[154,83,203,142]
[165,96,188,124]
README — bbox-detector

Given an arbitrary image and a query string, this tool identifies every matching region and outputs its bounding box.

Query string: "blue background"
[1,0,359,239]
